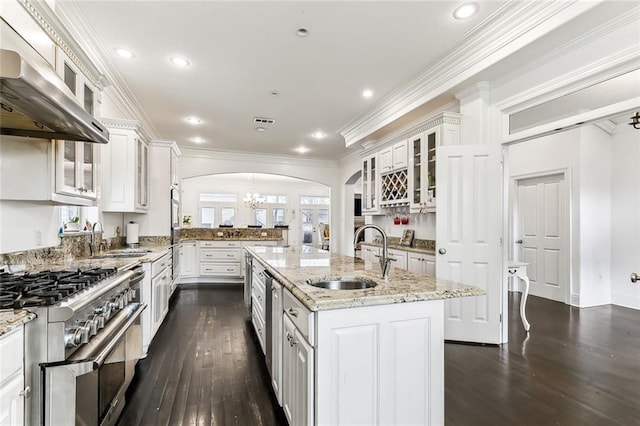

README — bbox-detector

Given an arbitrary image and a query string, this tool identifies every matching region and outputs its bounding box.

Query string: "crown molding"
[495,45,640,113]
[455,82,491,102]
[180,147,339,169]
[53,0,161,140]
[16,0,106,89]
[593,120,616,135]
[150,139,181,155]
[339,0,601,147]
[101,117,153,141]
[492,5,640,94]
[361,109,462,157]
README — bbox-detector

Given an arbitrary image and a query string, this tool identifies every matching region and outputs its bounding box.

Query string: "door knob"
[631,273,639,283]
[438,248,446,255]
[515,240,523,244]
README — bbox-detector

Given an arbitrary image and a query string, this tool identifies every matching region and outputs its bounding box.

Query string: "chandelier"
[243,191,265,209]
[243,174,265,209]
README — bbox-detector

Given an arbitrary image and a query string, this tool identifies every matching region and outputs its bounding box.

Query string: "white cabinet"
[407,252,436,276]
[251,261,267,353]
[0,137,98,206]
[101,119,149,212]
[55,140,98,201]
[360,244,380,263]
[387,248,408,270]
[361,153,380,214]
[0,327,25,426]
[282,313,314,426]
[380,140,408,173]
[179,242,197,278]
[140,250,171,354]
[316,300,444,426]
[271,279,283,405]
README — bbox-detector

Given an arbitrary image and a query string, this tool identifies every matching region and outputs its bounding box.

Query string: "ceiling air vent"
[254,117,276,125]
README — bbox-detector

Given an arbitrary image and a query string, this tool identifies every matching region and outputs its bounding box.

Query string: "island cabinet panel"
[316,299,444,426]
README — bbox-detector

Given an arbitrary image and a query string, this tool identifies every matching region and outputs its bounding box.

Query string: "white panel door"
[515,174,567,302]
[436,144,503,344]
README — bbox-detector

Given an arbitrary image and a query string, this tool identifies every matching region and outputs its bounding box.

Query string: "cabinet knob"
[631,273,639,283]
[287,308,299,317]
[515,240,523,244]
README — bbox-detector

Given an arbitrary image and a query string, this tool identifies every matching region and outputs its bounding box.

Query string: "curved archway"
[182,172,331,247]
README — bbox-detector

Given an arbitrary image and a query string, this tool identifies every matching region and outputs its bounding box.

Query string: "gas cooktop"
[0,267,118,309]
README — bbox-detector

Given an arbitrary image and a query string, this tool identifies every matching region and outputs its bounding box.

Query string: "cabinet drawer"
[200,241,242,248]
[199,263,241,276]
[283,289,314,346]
[0,327,23,381]
[251,303,266,354]
[252,280,266,314]
[200,249,240,261]
[152,252,171,277]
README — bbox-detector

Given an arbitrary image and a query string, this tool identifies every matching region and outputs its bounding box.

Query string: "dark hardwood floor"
[118,286,640,426]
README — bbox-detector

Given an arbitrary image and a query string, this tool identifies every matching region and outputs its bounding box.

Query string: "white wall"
[610,128,640,309]
[508,125,618,307]
[0,201,60,253]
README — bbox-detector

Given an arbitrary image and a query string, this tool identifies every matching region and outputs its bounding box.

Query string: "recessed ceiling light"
[362,89,373,98]
[170,56,190,67]
[295,146,310,154]
[114,48,134,58]
[296,28,309,37]
[312,131,326,139]
[255,126,266,132]
[191,137,205,144]
[453,3,479,20]
[185,116,201,125]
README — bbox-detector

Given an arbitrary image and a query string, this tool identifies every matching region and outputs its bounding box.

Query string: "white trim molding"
[339,0,603,147]
[180,147,340,170]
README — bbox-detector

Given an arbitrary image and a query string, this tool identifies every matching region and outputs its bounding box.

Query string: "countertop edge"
[245,246,485,312]
[0,310,36,337]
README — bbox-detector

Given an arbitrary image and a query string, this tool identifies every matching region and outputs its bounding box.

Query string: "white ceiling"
[61,0,508,160]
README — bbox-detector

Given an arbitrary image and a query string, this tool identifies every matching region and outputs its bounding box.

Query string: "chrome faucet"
[354,224,395,279]
[90,221,103,257]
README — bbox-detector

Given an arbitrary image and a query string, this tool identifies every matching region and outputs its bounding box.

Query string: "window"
[254,209,267,227]
[300,196,330,205]
[199,193,237,227]
[201,207,215,228]
[221,207,235,226]
[272,208,285,225]
[200,193,237,202]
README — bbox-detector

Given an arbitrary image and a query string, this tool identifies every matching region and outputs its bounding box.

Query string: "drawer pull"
[287,308,298,317]
[227,254,235,257]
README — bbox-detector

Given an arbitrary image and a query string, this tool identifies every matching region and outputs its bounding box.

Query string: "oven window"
[99,338,126,422]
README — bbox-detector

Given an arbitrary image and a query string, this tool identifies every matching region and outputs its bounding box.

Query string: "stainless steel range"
[0,266,146,426]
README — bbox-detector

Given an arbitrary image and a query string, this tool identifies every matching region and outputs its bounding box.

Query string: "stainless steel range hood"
[0,48,109,143]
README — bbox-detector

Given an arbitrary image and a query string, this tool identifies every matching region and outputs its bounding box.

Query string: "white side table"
[507,261,531,332]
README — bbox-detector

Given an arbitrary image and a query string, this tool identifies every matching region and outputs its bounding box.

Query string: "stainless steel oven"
[40,302,146,426]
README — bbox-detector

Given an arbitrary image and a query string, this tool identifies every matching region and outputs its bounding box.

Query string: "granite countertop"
[246,245,484,311]
[360,241,436,255]
[0,310,36,337]
[25,243,172,273]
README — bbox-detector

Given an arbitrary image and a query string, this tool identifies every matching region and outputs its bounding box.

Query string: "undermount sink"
[307,277,378,290]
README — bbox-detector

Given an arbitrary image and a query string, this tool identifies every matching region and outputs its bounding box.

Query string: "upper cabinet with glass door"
[361,152,380,215]
[101,118,149,212]
[408,112,461,213]
[53,50,100,204]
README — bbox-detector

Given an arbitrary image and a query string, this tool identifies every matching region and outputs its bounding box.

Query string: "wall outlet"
[35,230,42,246]
[217,232,223,237]
[261,232,267,237]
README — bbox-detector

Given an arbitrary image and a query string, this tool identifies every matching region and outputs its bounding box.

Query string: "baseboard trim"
[611,292,640,310]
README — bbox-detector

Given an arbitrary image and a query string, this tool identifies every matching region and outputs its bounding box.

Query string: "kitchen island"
[245,245,484,426]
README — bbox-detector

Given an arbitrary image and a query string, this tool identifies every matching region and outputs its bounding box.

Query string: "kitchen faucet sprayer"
[354,224,395,279]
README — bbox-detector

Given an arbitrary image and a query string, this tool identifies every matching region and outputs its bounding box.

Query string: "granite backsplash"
[179,227,283,241]
[0,233,171,271]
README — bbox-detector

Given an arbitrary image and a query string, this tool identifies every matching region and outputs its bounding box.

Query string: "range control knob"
[118,295,125,310]
[89,315,98,336]
[94,308,106,329]
[80,321,91,343]
[64,327,83,348]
